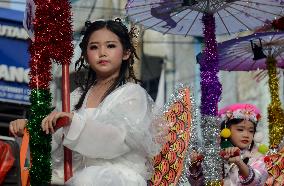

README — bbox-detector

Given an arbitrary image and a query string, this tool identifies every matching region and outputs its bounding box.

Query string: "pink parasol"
[126,0,284,37]
[218,32,284,71]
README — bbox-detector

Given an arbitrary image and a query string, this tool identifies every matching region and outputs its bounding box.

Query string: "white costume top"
[188,147,268,186]
[51,83,163,186]
[222,148,268,186]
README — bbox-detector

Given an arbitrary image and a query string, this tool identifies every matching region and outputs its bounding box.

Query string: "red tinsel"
[29,0,73,89]
[264,156,271,163]
[255,16,284,33]
[29,45,52,89]
[272,16,284,31]
[27,0,73,184]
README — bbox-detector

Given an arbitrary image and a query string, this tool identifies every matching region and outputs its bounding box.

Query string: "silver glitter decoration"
[158,83,222,185]
[200,115,223,183]
[188,92,201,152]
[166,84,222,184]
[177,85,201,185]
[158,83,200,185]
[163,83,187,114]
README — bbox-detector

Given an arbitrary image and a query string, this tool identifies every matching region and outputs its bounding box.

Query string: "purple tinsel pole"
[200,13,222,116]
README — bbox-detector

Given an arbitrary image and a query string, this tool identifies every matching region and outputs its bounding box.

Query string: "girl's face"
[86,27,130,78]
[229,120,255,150]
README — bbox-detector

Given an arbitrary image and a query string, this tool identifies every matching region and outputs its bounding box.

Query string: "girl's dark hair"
[74,19,139,110]
[221,119,257,164]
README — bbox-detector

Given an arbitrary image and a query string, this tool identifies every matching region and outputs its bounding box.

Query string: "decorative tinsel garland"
[266,56,284,148]
[199,13,222,186]
[200,13,222,117]
[26,0,73,185]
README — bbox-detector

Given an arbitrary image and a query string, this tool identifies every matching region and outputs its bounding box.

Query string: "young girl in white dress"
[187,103,268,186]
[10,18,166,186]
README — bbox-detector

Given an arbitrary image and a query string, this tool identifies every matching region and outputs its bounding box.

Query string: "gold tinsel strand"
[266,56,284,147]
[206,181,223,186]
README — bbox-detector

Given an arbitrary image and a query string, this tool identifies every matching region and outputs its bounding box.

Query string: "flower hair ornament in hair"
[114,17,140,49]
[219,103,261,125]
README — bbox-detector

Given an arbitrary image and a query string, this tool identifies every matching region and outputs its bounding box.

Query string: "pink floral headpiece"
[219,103,261,124]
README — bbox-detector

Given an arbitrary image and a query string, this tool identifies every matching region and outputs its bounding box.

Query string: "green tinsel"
[27,89,53,185]
[220,140,233,149]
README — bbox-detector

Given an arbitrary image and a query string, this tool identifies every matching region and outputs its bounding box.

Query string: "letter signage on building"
[0,8,30,105]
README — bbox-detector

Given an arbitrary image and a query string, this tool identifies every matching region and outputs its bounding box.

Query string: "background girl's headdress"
[219,103,261,124]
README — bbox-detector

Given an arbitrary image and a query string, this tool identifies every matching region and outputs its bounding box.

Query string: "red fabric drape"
[0,140,15,184]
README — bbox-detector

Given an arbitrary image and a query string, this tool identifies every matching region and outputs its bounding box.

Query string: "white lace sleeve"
[61,84,166,160]
[104,84,165,158]
[50,88,83,184]
[62,108,131,159]
[51,87,82,151]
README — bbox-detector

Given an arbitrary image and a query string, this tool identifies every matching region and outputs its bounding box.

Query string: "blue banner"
[0,7,30,105]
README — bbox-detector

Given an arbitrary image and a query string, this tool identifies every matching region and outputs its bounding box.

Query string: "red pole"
[62,63,72,181]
